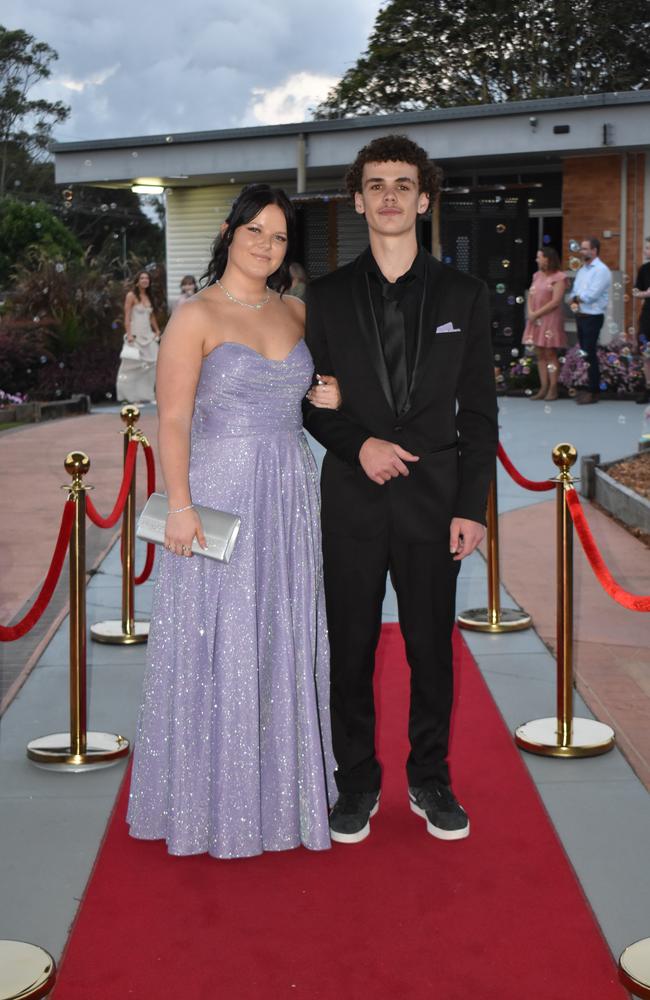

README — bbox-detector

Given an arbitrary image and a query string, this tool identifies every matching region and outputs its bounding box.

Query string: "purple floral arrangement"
[0,388,27,406]
[559,336,645,394]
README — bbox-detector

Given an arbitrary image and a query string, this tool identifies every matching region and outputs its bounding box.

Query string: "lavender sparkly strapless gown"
[127,339,336,858]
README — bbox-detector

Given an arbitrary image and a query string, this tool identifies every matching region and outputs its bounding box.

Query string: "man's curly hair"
[345,134,442,202]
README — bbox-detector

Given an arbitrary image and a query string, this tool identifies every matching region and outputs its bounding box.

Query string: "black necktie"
[381,282,408,415]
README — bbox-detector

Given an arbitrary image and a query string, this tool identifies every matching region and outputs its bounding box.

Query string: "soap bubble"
[544,404,552,414]
[568,239,580,252]
[40,355,47,363]
[55,262,65,273]
[84,159,92,167]
[524,388,533,396]
[494,354,502,361]
[514,237,523,245]
[502,259,511,268]
[543,234,551,244]
[503,327,513,337]
[599,382,608,391]
[617,415,626,424]
[516,295,525,304]
[507,295,515,305]
[511,348,519,357]
[496,224,506,234]
[492,320,499,328]
[496,283,506,293]
[569,257,581,271]
[131,151,139,158]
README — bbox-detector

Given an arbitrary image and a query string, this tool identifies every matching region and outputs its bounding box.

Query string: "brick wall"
[563,153,647,330]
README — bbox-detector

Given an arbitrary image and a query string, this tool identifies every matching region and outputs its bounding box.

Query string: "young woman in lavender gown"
[127,185,339,859]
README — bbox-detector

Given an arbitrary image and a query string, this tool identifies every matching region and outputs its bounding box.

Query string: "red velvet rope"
[86,440,139,528]
[134,443,156,586]
[0,500,75,641]
[497,443,555,492]
[565,490,650,612]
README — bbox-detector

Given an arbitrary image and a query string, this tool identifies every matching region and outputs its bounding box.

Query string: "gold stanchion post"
[515,443,615,758]
[457,467,532,632]
[619,939,650,998]
[26,452,130,771]
[91,404,149,645]
[0,940,56,1000]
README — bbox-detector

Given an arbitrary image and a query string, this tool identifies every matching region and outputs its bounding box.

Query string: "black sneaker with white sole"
[408,784,469,840]
[329,791,380,844]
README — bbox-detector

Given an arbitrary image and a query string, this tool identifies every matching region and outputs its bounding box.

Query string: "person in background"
[632,236,650,404]
[522,247,568,401]
[174,274,198,310]
[289,262,309,301]
[569,237,611,405]
[116,270,161,403]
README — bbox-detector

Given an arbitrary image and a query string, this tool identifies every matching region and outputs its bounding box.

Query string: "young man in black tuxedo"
[303,135,498,844]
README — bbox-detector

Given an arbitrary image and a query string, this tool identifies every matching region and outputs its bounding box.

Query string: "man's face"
[579,241,597,263]
[354,161,429,238]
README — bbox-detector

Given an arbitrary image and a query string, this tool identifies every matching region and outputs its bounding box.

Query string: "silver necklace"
[216,278,270,310]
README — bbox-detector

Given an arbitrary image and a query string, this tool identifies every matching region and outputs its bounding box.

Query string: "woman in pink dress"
[522,247,568,400]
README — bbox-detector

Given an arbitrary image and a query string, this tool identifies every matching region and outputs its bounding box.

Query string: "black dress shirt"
[364,246,426,386]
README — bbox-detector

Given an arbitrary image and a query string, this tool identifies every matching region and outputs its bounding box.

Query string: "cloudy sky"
[3,0,382,142]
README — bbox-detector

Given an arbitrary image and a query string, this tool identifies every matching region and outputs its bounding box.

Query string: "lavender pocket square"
[436,322,461,334]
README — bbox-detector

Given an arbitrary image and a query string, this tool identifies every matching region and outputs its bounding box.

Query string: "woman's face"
[536,250,548,270]
[181,281,195,296]
[138,272,150,290]
[227,204,288,280]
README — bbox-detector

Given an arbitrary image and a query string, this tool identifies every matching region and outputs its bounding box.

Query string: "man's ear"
[354,191,365,216]
[417,192,430,215]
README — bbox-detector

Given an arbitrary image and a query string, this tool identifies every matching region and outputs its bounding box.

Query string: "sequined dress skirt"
[127,342,336,858]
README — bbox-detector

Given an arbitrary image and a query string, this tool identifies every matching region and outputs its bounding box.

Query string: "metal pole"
[27,452,130,770]
[515,443,615,758]
[457,464,532,633]
[91,405,149,644]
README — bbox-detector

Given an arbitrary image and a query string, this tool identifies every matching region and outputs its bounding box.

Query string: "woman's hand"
[306,374,341,410]
[164,509,207,557]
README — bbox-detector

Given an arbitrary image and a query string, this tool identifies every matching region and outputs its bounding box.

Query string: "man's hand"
[359,437,419,485]
[449,517,485,561]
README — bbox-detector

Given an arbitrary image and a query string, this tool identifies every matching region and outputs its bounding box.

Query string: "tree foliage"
[0,198,82,286]
[0,25,69,197]
[315,0,650,119]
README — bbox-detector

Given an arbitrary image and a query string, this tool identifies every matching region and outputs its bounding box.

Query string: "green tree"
[0,25,69,197]
[0,198,82,286]
[315,0,650,118]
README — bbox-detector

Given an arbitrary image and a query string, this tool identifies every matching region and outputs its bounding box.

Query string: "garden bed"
[0,393,90,425]
[582,450,650,538]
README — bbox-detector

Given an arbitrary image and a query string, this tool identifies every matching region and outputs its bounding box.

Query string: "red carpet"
[53,626,626,999]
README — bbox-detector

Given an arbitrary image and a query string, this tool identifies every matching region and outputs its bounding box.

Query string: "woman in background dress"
[522,247,567,401]
[127,185,339,859]
[116,270,161,403]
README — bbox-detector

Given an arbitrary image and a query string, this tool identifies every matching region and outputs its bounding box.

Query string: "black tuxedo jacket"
[302,250,498,541]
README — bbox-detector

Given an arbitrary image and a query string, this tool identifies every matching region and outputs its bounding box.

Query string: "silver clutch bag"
[120,338,141,361]
[136,492,241,562]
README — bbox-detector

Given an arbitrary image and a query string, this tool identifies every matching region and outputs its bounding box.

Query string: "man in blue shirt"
[569,237,612,404]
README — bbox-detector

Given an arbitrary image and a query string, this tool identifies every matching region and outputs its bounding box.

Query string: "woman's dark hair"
[180,274,198,291]
[132,269,156,310]
[202,184,296,293]
[540,246,562,272]
[345,134,442,202]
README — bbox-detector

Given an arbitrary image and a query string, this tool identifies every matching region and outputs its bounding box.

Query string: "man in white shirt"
[569,237,612,404]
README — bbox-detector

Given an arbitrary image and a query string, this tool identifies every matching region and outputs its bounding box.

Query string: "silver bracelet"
[167,503,194,515]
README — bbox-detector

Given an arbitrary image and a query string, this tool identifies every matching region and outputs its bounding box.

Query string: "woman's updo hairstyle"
[202,184,296,293]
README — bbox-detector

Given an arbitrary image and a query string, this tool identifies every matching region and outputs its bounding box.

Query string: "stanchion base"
[0,940,56,999]
[26,732,130,772]
[90,619,149,644]
[619,938,650,999]
[457,607,532,633]
[515,717,615,758]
